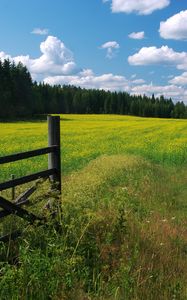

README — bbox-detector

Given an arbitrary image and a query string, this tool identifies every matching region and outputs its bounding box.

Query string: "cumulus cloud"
[0,36,79,79]
[128,46,187,70]
[79,69,94,77]
[0,35,186,104]
[31,36,79,75]
[128,31,145,39]
[110,0,170,15]
[169,72,187,86]
[131,79,145,84]
[0,51,12,61]
[44,72,187,103]
[31,28,49,35]
[131,83,187,103]
[44,72,130,92]
[159,10,187,40]
[100,41,120,59]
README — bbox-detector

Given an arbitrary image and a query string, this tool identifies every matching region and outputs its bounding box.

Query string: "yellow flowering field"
[0,114,187,182]
[0,114,187,299]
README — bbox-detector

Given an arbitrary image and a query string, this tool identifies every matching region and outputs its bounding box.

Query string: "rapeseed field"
[0,114,186,182]
[0,115,187,300]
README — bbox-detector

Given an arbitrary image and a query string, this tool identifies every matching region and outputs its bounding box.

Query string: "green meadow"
[0,115,187,300]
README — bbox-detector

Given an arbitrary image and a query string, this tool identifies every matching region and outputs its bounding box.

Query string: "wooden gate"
[0,115,61,242]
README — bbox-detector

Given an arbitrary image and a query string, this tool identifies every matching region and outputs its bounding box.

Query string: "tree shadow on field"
[60,117,74,121]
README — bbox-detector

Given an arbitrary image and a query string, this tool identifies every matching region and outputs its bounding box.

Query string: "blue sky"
[0,0,187,103]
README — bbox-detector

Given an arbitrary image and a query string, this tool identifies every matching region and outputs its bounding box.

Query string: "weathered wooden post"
[48,115,61,193]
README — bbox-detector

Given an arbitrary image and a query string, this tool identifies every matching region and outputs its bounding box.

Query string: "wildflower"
[162,219,167,222]
[122,187,128,191]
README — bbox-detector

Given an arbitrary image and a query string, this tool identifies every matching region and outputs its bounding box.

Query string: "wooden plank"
[0,196,42,222]
[0,146,58,165]
[14,186,37,204]
[0,168,56,191]
[0,186,37,218]
[0,198,30,218]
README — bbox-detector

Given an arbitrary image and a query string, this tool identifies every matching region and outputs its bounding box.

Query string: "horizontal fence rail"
[0,145,58,165]
[0,115,61,192]
[0,168,56,191]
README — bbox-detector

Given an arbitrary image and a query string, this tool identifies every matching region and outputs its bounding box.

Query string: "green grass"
[0,115,187,299]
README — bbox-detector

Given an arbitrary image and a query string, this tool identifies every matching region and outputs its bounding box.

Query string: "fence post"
[48,115,61,193]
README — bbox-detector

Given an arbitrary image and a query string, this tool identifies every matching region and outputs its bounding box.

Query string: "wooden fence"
[0,115,61,242]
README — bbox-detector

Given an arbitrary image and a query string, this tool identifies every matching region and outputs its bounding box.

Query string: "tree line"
[0,59,187,119]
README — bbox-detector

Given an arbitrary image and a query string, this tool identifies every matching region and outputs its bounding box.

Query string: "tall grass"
[0,154,187,299]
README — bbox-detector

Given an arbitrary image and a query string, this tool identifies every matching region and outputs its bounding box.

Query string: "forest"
[0,59,186,119]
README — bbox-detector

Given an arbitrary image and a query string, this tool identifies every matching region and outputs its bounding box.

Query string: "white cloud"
[131,79,145,84]
[131,83,187,103]
[44,72,130,92]
[159,10,187,40]
[128,31,145,39]
[79,69,94,77]
[100,41,120,59]
[101,41,119,49]
[110,0,170,15]
[44,72,187,103]
[0,35,186,104]
[0,51,12,61]
[128,46,187,70]
[0,36,79,79]
[31,28,49,35]
[169,72,187,86]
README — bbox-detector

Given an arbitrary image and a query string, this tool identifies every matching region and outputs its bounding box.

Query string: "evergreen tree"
[0,58,186,120]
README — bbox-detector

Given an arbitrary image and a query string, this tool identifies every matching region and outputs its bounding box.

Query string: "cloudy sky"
[0,0,187,103]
